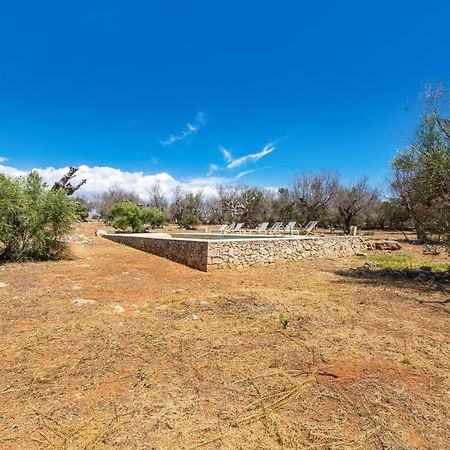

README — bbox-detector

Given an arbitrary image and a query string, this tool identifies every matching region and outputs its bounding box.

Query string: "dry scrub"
[0,223,448,449]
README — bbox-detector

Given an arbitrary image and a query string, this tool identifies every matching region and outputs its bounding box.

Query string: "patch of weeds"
[357,254,448,272]
[401,339,411,365]
[279,313,288,328]
[363,230,375,236]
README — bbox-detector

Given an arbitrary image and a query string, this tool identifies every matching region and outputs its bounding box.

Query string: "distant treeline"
[87,84,449,247]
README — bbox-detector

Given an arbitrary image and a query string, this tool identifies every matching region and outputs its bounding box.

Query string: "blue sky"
[0,0,449,197]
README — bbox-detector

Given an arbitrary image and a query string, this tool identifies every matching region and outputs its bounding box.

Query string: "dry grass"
[0,223,448,449]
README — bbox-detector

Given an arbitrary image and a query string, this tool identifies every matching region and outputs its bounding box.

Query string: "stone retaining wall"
[104,233,208,271]
[104,233,364,272]
[207,236,364,269]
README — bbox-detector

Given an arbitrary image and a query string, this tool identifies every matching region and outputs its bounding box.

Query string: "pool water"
[170,233,280,240]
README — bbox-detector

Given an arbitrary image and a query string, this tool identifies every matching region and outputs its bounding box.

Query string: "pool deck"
[103,232,365,271]
[109,232,333,241]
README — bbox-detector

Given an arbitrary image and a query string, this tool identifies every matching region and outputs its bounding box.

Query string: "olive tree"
[109,202,168,232]
[391,84,449,245]
[94,188,142,218]
[0,172,77,261]
[290,171,339,224]
[169,187,204,225]
[333,178,378,234]
[214,186,273,226]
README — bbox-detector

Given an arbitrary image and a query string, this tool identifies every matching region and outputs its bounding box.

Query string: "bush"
[178,213,201,230]
[71,198,90,221]
[109,202,168,232]
[144,208,169,228]
[94,188,142,219]
[0,172,77,261]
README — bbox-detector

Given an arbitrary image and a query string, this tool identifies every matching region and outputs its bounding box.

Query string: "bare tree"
[290,172,339,223]
[169,187,204,223]
[147,181,168,211]
[237,187,272,227]
[217,187,244,222]
[333,178,378,234]
[169,186,185,223]
[204,195,225,224]
[215,186,272,226]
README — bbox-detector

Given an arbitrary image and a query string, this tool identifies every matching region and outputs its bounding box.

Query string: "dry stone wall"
[207,236,364,269]
[104,233,365,272]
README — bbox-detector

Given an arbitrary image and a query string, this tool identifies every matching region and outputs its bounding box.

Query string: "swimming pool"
[103,232,364,271]
[170,233,281,240]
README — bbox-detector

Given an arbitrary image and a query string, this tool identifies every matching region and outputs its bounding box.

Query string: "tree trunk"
[52,167,86,196]
[414,221,427,241]
[343,216,352,234]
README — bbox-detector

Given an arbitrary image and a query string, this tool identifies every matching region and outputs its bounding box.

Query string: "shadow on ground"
[335,263,449,295]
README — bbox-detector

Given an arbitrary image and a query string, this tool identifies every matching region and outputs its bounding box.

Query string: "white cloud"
[207,163,219,176]
[225,143,274,169]
[160,112,206,146]
[220,146,233,163]
[206,143,274,179]
[0,161,257,200]
[0,156,8,163]
[234,169,255,180]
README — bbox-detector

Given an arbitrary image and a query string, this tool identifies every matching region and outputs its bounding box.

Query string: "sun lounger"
[223,222,236,233]
[213,224,228,233]
[230,222,244,233]
[283,221,297,235]
[268,222,283,234]
[248,222,269,234]
[302,220,318,235]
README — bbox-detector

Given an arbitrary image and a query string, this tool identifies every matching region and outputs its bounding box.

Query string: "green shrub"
[109,202,143,232]
[0,172,77,261]
[71,199,90,221]
[178,213,201,230]
[142,208,169,228]
[109,202,168,232]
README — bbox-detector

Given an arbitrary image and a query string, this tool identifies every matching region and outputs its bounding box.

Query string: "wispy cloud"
[207,163,219,176]
[220,146,233,164]
[234,169,256,180]
[0,156,8,163]
[221,143,275,169]
[160,112,206,146]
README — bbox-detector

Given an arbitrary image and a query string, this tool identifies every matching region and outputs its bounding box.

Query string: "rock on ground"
[372,240,402,251]
[72,298,97,306]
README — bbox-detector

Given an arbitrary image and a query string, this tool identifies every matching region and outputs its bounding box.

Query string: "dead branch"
[51,167,87,196]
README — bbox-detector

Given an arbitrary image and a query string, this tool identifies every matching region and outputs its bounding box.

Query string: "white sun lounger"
[283,221,297,235]
[230,222,244,233]
[303,220,318,235]
[248,222,269,234]
[223,222,236,233]
[214,224,228,233]
[268,222,283,234]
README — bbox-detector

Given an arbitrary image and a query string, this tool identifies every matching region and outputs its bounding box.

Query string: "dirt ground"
[0,223,449,449]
